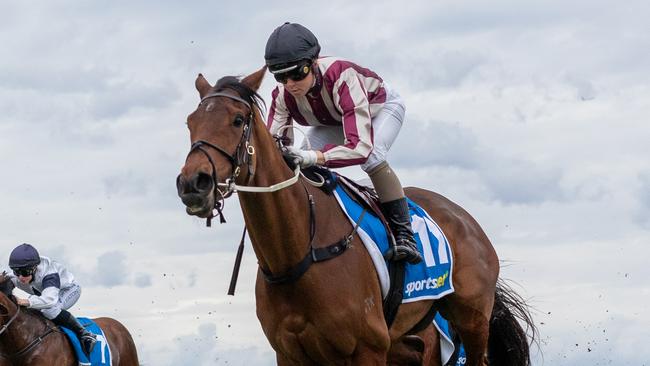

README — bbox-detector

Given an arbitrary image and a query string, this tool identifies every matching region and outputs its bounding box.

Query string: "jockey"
[265,22,423,264]
[8,243,97,357]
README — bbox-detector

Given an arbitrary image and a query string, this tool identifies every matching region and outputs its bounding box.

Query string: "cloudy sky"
[1,0,649,364]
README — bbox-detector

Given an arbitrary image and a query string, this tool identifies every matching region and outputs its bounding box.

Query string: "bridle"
[183,89,300,226]
[0,300,59,360]
[0,304,20,336]
[181,86,364,289]
[184,90,256,225]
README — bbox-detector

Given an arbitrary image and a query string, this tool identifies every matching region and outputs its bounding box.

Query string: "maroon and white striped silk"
[267,57,387,168]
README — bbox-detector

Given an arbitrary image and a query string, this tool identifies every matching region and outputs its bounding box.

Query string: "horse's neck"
[0,300,37,355]
[237,122,312,274]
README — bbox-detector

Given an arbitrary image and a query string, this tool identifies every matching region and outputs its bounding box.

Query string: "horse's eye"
[233,114,245,127]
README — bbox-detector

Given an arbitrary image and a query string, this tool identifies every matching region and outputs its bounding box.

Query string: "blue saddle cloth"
[59,317,111,366]
[332,185,454,302]
[433,312,467,366]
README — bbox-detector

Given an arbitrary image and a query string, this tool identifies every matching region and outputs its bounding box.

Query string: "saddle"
[302,166,387,232]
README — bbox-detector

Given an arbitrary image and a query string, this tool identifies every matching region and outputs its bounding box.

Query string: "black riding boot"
[381,198,423,264]
[53,309,97,357]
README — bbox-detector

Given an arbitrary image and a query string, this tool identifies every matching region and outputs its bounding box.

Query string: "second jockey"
[8,243,97,357]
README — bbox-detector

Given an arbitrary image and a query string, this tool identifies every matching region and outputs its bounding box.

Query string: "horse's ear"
[241,66,267,92]
[195,73,212,98]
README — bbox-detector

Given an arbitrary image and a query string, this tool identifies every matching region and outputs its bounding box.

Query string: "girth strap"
[260,235,355,284]
[383,261,406,328]
[261,205,367,285]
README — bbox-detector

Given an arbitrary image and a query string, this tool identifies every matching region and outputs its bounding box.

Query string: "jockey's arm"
[4,273,30,305]
[28,273,61,309]
[267,86,294,145]
[28,286,59,309]
[316,151,325,165]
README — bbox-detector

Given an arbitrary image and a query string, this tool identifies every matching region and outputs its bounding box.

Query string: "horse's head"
[0,272,16,317]
[176,68,266,219]
[0,273,14,299]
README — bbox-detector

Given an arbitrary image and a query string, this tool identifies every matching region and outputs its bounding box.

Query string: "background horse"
[177,68,536,366]
[0,273,139,366]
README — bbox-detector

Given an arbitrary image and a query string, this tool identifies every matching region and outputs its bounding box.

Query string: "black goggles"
[272,61,312,84]
[11,267,36,277]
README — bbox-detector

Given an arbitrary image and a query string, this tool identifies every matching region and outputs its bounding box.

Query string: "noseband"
[185,91,256,226]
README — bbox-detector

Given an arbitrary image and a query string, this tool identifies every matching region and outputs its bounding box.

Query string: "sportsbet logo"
[405,271,449,296]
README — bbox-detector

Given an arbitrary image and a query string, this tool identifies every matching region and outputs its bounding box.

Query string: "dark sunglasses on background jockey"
[11,267,36,277]
[273,61,312,84]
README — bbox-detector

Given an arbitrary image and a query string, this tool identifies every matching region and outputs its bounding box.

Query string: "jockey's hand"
[283,146,319,168]
[16,298,29,307]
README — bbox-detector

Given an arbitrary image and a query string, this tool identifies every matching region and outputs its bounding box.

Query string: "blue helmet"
[264,22,320,72]
[9,243,41,269]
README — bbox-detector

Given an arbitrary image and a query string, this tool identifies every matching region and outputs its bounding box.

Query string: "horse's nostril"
[176,174,188,195]
[193,172,213,193]
[177,172,213,197]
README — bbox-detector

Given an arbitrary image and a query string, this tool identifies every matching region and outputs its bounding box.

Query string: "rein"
[4,327,58,360]
[185,88,365,291]
[0,305,20,336]
[0,304,59,360]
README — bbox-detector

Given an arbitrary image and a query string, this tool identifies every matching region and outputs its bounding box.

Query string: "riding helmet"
[9,243,41,268]
[264,22,320,71]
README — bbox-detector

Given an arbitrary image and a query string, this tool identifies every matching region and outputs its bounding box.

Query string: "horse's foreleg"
[275,353,297,366]
[388,324,443,366]
[351,343,387,366]
[388,334,426,366]
[276,352,322,366]
[417,325,442,366]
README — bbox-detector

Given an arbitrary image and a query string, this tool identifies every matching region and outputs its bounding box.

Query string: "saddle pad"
[332,185,454,302]
[60,317,112,366]
[433,312,467,366]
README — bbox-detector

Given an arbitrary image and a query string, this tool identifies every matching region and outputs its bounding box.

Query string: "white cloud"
[134,272,152,288]
[93,251,128,288]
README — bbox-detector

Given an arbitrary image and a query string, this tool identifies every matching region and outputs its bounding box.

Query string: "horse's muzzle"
[176,173,215,217]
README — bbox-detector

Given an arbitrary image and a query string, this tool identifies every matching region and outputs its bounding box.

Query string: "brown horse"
[387,327,440,366]
[0,273,139,366]
[176,68,535,366]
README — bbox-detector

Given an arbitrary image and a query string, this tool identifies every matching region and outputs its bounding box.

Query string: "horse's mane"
[0,272,15,299]
[214,76,266,115]
[0,271,9,285]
